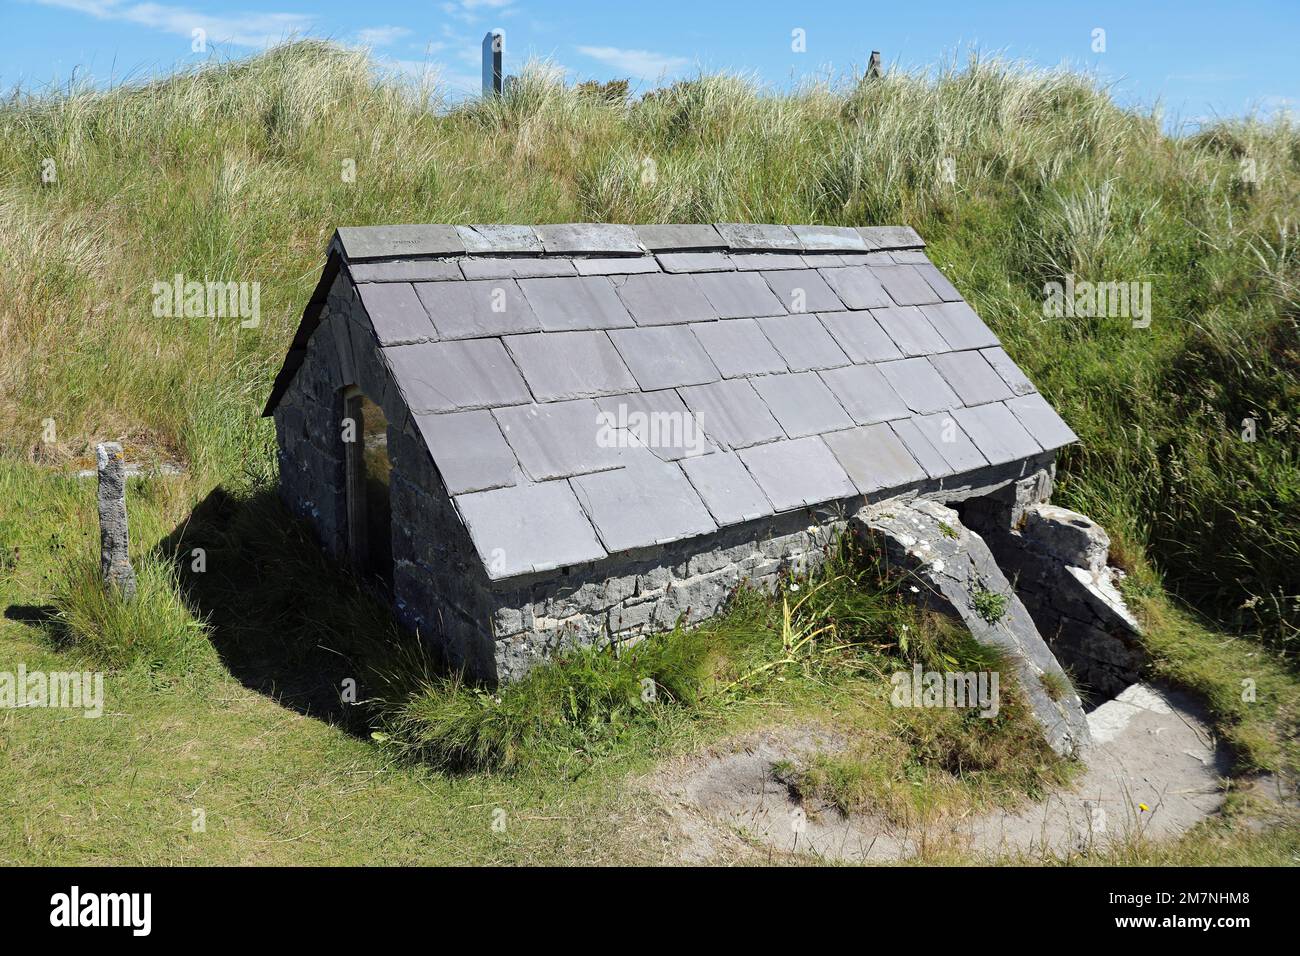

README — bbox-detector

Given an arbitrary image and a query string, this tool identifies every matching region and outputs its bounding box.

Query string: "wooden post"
[96,442,137,600]
[867,51,883,79]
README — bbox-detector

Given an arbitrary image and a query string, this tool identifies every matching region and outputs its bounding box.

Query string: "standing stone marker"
[96,441,137,601]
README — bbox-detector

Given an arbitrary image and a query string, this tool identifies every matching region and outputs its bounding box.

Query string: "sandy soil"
[649,683,1250,863]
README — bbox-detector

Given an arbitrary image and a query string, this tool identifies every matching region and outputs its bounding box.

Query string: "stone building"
[262,222,1093,698]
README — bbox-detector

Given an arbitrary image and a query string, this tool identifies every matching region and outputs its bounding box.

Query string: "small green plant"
[972,586,1008,624]
[938,521,959,539]
[1040,670,1070,701]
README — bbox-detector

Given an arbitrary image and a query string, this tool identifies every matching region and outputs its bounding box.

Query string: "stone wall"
[272,278,349,562]
[961,479,1147,701]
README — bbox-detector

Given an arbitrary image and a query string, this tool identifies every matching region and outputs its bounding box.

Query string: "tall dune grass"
[0,41,1295,650]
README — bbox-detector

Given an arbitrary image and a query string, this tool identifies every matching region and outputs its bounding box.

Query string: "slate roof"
[265,223,1077,581]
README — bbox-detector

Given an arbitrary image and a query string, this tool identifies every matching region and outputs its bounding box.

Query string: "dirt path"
[650,683,1240,862]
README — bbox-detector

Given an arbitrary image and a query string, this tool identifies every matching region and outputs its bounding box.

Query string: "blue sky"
[5,0,1296,126]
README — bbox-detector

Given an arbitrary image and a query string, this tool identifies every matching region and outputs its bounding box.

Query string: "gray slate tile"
[761,269,845,313]
[818,266,892,309]
[714,222,801,251]
[658,252,734,273]
[613,272,717,326]
[594,389,712,461]
[888,418,953,479]
[1005,393,1079,449]
[842,251,895,266]
[385,339,530,413]
[351,260,461,283]
[518,275,635,331]
[824,423,927,492]
[337,224,463,260]
[818,363,911,425]
[913,262,963,301]
[921,301,999,350]
[929,351,1015,405]
[757,314,850,371]
[790,224,869,252]
[751,372,855,438]
[692,271,787,319]
[731,253,804,271]
[455,224,542,255]
[494,399,630,480]
[571,456,716,551]
[536,223,642,255]
[738,437,857,512]
[799,254,846,268]
[911,412,988,472]
[679,378,785,450]
[680,452,774,525]
[690,319,787,378]
[877,358,962,414]
[412,409,519,494]
[857,225,925,250]
[574,257,660,276]
[889,250,931,265]
[455,480,605,578]
[952,402,1042,466]
[634,224,724,251]
[414,278,539,339]
[460,257,576,280]
[979,346,1037,395]
[817,310,904,363]
[873,265,943,306]
[871,305,950,356]
[504,331,637,401]
[609,325,720,390]
[356,282,437,345]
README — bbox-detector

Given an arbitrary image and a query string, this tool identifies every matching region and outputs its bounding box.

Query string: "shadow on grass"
[153,485,438,735]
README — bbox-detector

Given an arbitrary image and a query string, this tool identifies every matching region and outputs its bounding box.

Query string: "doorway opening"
[343,387,393,589]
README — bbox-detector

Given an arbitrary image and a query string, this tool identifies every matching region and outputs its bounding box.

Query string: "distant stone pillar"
[482,30,504,96]
[96,442,137,600]
[867,51,883,79]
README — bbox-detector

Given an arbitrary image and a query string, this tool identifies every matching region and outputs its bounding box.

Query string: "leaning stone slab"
[852,498,1091,757]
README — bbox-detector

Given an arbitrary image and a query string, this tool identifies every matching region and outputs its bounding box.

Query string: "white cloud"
[34,0,313,48]
[356,26,411,49]
[440,0,514,26]
[575,45,688,82]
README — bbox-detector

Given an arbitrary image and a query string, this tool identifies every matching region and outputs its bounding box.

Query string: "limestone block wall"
[964,491,1148,700]
[482,512,842,683]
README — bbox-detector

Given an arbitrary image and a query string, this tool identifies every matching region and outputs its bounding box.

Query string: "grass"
[0,42,1297,864]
